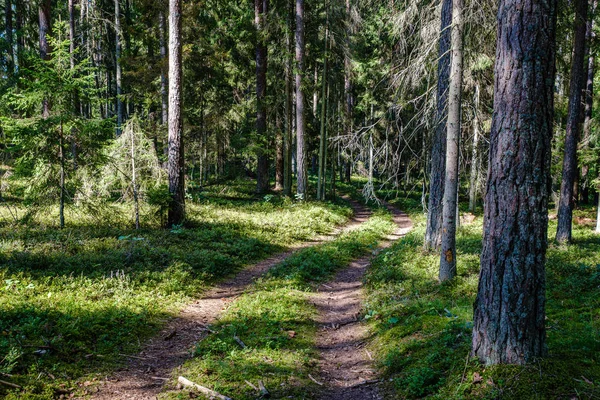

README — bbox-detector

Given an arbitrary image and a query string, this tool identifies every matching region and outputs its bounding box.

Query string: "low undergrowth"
[366,196,600,399]
[161,208,396,400]
[0,182,352,399]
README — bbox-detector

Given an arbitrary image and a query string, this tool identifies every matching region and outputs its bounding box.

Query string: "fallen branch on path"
[308,374,323,386]
[177,376,232,400]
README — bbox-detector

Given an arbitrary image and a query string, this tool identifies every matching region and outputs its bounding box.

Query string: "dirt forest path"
[90,199,371,400]
[312,202,412,400]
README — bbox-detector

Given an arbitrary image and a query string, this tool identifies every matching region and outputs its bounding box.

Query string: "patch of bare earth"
[89,199,370,400]
[312,203,412,400]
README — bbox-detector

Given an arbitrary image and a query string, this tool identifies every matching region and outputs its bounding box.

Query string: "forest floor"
[2,182,599,400]
[90,198,374,399]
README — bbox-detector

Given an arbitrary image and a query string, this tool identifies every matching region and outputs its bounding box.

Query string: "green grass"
[0,181,352,399]
[365,196,600,399]
[161,208,397,400]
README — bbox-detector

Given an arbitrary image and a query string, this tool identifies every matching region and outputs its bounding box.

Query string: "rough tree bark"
[255,0,270,194]
[295,0,307,198]
[556,0,589,243]
[472,0,557,365]
[424,0,452,251]
[167,0,185,226]
[439,0,463,282]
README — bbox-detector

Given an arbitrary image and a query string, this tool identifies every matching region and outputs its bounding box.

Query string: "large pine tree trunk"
[295,0,307,198]
[439,0,463,282]
[556,0,589,243]
[256,0,270,193]
[167,0,185,226]
[424,0,452,251]
[472,0,557,365]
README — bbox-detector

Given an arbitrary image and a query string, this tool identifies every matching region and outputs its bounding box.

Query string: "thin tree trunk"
[317,13,329,201]
[468,84,481,212]
[283,0,293,196]
[39,0,51,118]
[131,123,140,230]
[275,115,284,190]
[343,0,353,184]
[439,0,463,282]
[581,0,597,204]
[59,119,65,229]
[167,0,185,226]
[256,0,270,193]
[424,0,452,251]
[472,0,557,365]
[556,0,588,243]
[159,10,168,126]
[5,0,14,77]
[295,0,307,198]
[115,0,123,136]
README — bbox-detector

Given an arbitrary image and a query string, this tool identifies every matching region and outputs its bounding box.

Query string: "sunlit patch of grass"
[161,208,396,400]
[0,184,352,399]
[366,197,600,399]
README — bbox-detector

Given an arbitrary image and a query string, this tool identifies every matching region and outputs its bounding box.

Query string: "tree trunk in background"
[275,117,284,190]
[581,0,596,205]
[344,0,353,184]
[167,0,185,226]
[556,0,588,243]
[424,0,451,251]
[317,13,329,201]
[39,0,51,118]
[468,84,481,212]
[115,0,123,136]
[295,0,307,198]
[69,0,79,169]
[472,0,557,364]
[439,0,463,282]
[256,0,270,194]
[160,10,168,126]
[283,0,293,196]
[5,0,14,77]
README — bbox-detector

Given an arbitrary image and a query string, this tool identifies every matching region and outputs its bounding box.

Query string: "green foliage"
[163,203,396,400]
[365,198,600,400]
[0,186,352,398]
[0,21,112,224]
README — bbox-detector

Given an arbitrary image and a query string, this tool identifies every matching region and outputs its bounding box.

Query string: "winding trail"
[90,199,371,400]
[312,202,412,400]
